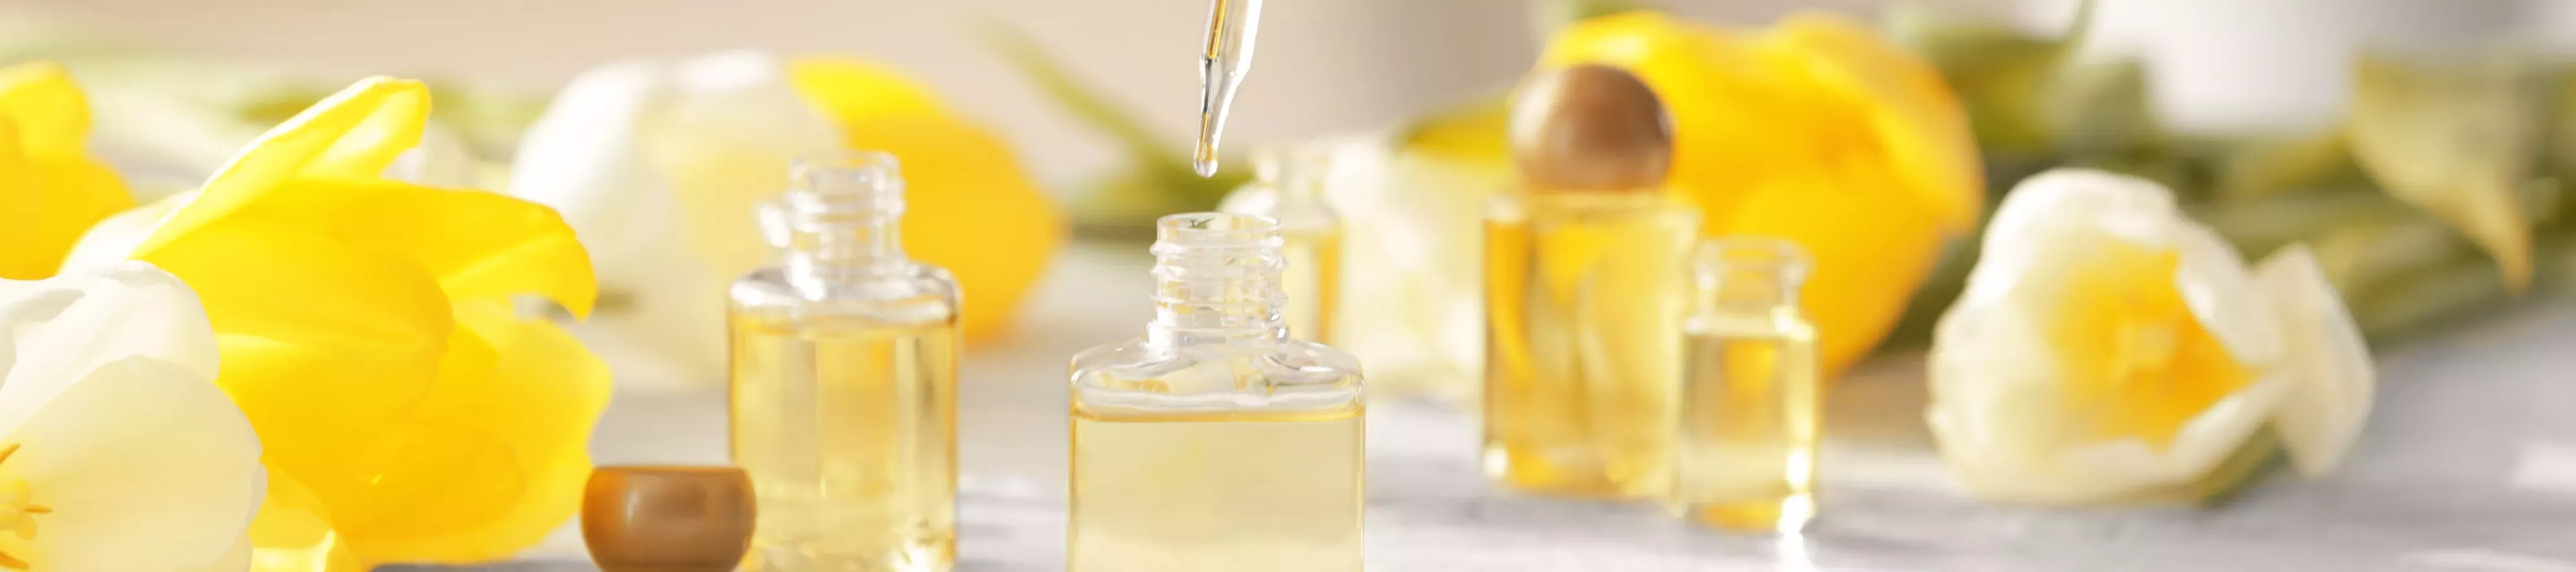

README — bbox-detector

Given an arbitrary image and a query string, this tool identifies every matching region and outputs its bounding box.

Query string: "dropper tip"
[1192,149,1221,177]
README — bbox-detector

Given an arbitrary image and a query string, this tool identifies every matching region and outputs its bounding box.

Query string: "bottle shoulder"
[731,263,960,326]
[1069,338,1364,414]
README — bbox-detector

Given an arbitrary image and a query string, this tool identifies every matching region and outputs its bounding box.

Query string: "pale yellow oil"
[1674,317,1819,533]
[729,313,959,572]
[1281,226,1342,343]
[1069,407,1364,572]
[1482,193,1696,498]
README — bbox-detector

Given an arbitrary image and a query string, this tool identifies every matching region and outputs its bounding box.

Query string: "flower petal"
[0,64,132,281]
[791,56,950,122]
[134,77,428,259]
[247,472,366,572]
[343,300,607,562]
[143,220,450,451]
[231,180,596,317]
[12,355,263,572]
[0,261,221,432]
[2257,244,2376,476]
[0,62,92,157]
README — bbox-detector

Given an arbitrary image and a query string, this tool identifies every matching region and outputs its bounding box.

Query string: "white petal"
[12,356,262,571]
[507,51,841,389]
[57,193,190,275]
[2257,244,2378,476]
[0,262,219,434]
[2171,221,2284,369]
[179,532,252,572]
[386,121,479,188]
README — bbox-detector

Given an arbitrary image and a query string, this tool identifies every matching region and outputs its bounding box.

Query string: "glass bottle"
[1068,213,1366,572]
[728,151,960,571]
[1483,64,1699,498]
[1483,191,1697,498]
[1671,237,1820,533]
[1219,144,1343,344]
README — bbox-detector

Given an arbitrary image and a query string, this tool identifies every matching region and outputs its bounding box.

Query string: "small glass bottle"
[1218,144,1343,343]
[1483,65,1699,498]
[728,152,960,571]
[1068,213,1366,572]
[1671,237,1820,533]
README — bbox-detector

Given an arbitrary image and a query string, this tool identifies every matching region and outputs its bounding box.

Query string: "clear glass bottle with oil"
[1670,237,1820,533]
[1219,144,1342,343]
[1484,192,1697,498]
[729,151,959,571]
[1068,212,1366,572]
[1483,64,1699,499]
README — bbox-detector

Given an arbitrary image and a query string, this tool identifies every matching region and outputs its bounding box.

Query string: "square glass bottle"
[1067,213,1366,572]
[1482,64,1699,498]
[728,152,960,571]
[1672,237,1820,533]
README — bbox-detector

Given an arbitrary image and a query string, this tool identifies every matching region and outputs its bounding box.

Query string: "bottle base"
[1673,493,1814,534]
[1480,443,1661,500]
[745,537,954,572]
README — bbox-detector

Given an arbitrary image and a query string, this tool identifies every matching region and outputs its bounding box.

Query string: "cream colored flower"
[509,50,1064,389]
[1926,168,2374,503]
[0,261,265,571]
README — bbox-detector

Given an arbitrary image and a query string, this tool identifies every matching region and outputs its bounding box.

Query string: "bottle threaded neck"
[1148,212,1288,345]
[1689,237,1811,314]
[762,151,909,291]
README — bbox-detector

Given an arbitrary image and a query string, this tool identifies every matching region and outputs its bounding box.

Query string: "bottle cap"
[582,466,756,572]
[1509,64,1674,192]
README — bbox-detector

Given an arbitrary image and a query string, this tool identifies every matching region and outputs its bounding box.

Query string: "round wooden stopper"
[1509,64,1675,192]
[582,466,756,572]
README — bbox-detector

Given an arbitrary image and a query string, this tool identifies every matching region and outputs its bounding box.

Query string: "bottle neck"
[1145,213,1290,347]
[1688,237,1811,318]
[764,152,910,297]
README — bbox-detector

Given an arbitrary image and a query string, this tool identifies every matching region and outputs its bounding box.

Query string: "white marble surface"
[393,244,2576,571]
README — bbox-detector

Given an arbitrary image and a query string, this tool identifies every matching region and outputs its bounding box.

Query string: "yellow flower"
[508,51,1062,389]
[0,261,266,572]
[1927,169,2374,503]
[62,77,606,566]
[1536,11,1986,376]
[0,62,130,280]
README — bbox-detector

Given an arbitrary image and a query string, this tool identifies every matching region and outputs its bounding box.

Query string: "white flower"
[0,261,264,570]
[1318,135,1505,403]
[507,50,841,390]
[1926,168,2375,503]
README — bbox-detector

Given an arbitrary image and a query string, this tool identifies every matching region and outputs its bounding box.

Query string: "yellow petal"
[791,56,950,122]
[150,220,451,467]
[0,62,91,157]
[136,77,429,258]
[839,117,1064,340]
[248,472,366,572]
[346,301,606,562]
[233,180,597,317]
[0,65,132,281]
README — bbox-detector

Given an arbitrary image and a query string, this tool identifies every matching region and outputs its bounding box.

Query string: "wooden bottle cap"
[1509,64,1674,192]
[582,466,756,572]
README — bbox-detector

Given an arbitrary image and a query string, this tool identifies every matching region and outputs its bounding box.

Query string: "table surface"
[391,244,2576,571]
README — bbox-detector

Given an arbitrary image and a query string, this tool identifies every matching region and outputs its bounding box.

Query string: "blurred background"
[11,0,2576,569]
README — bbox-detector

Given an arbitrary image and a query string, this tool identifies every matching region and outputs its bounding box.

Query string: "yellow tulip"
[1537,11,1986,376]
[509,52,1063,389]
[62,77,606,567]
[0,62,130,281]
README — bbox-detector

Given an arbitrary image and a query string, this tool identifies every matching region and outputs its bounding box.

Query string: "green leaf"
[2213,132,2362,200]
[2044,59,2158,157]
[2347,55,2538,292]
[981,21,1247,234]
[1888,0,2095,152]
